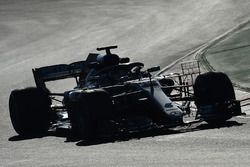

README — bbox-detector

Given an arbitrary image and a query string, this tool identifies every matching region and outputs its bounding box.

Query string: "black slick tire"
[194,72,235,123]
[68,89,113,140]
[9,87,51,135]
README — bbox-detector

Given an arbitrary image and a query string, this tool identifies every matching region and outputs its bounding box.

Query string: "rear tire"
[9,87,51,135]
[194,72,235,123]
[68,89,113,140]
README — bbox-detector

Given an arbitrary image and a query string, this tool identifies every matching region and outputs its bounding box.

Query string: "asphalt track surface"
[1,0,250,166]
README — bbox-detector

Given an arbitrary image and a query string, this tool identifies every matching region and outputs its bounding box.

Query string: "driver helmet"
[97,54,120,67]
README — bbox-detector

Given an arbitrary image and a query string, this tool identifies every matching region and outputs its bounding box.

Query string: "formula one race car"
[9,46,243,139]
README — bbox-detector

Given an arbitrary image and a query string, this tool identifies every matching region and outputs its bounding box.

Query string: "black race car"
[9,46,243,140]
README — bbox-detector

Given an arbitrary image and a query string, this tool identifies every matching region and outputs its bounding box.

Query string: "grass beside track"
[204,23,250,91]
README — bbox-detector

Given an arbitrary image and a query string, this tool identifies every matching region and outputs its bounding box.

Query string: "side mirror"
[147,66,160,73]
[119,57,130,64]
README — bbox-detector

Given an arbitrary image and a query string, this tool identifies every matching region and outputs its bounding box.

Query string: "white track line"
[156,17,250,75]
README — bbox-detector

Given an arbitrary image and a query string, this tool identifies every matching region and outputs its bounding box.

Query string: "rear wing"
[32,61,85,90]
[32,53,100,91]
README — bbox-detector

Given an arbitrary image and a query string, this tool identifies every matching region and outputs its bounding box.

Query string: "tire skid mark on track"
[240,97,250,107]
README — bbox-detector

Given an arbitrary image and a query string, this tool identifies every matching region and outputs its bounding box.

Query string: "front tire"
[9,87,51,135]
[194,72,236,124]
